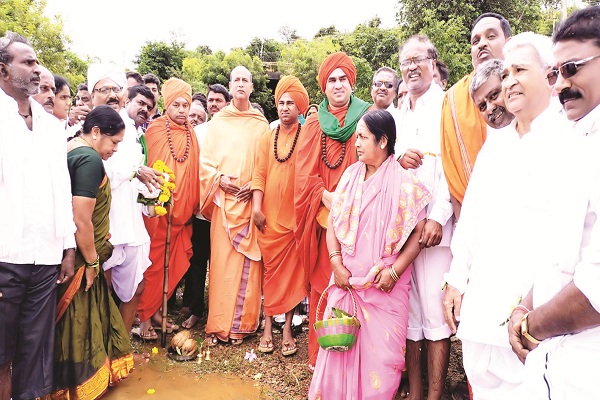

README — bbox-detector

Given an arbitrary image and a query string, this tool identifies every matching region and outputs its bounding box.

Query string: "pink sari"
[309,155,430,400]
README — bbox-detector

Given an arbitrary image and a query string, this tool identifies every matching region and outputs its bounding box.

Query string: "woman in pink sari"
[309,110,431,400]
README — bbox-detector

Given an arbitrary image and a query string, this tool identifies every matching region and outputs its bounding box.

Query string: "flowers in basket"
[137,160,176,216]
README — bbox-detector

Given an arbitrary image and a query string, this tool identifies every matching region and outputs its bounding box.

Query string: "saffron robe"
[137,115,200,321]
[252,123,308,316]
[440,73,487,204]
[200,102,269,341]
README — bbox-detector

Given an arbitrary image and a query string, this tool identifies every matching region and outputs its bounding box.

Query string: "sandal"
[181,314,201,329]
[230,338,244,346]
[282,340,297,356]
[152,322,180,334]
[205,334,219,347]
[307,363,315,374]
[131,326,158,341]
[257,337,274,353]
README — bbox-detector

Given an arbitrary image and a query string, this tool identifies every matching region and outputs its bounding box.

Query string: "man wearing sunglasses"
[507,7,600,398]
[394,34,454,400]
[370,66,399,110]
[440,13,512,221]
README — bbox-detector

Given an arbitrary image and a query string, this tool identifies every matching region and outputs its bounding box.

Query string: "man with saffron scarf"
[440,13,511,220]
[294,52,371,371]
[200,66,269,346]
[136,78,200,339]
[252,76,309,356]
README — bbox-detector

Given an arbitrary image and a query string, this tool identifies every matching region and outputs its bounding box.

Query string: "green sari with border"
[49,147,133,400]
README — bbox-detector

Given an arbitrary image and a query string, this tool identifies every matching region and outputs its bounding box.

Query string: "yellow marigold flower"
[169,173,176,181]
[155,206,167,216]
[162,188,170,197]
[166,182,176,190]
[158,194,169,203]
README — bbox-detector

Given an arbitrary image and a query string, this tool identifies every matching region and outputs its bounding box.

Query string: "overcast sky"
[44,0,400,68]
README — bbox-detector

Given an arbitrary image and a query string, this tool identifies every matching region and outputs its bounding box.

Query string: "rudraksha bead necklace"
[274,123,301,163]
[165,118,191,163]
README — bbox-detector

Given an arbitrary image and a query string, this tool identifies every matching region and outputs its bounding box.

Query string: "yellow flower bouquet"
[137,160,176,217]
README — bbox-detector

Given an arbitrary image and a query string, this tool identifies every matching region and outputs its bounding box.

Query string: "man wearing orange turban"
[251,76,309,356]
[136,78,200,339]
[199,66,269,346]
[294,52,373,370]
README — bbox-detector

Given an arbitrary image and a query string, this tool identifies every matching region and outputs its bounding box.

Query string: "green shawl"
[318,94,371,142]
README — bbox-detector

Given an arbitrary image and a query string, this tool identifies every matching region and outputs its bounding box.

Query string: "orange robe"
[199,102,269,342]
[440,72,488,204]
[252,123,308,316]
[294,105,364,366]
[137,115,200,321]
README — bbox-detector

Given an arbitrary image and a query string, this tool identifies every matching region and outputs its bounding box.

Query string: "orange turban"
[318,52,356,92]
[162,78,192,109]
[275,75,310,115]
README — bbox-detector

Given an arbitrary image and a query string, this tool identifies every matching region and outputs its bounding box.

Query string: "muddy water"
[104,360,264,400]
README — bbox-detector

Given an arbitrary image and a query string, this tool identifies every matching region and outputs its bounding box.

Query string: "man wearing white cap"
[87,63,162,335]
[88,63,127,112]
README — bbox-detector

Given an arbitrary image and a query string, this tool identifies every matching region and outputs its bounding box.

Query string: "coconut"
[181,338,198,356]
[171,330,192,349]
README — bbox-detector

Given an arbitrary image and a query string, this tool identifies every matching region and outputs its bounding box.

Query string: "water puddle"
[103,359,264,400]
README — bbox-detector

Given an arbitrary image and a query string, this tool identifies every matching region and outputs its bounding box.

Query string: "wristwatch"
[521,312,541,345]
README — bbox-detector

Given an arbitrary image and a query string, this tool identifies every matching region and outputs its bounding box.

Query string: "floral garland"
[137,160,176,216]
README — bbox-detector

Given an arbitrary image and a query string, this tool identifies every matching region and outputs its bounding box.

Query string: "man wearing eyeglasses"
[87,63,126,112]
[440,13,512,222]
[507,8,600,398]
[371,66,398,110]
[394,35,454,400]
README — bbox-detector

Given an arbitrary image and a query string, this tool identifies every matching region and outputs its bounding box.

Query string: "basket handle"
[315,284,359,321]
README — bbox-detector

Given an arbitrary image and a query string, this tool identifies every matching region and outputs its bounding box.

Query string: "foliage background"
[1,0,584,119]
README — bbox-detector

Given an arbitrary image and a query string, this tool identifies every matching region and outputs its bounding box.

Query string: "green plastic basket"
[313,284,361,352]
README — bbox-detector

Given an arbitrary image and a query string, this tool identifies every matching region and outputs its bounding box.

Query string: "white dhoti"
[521,328,600,400]
[103,242,151,302]
[462,339,525,400]
[407,245,452,341]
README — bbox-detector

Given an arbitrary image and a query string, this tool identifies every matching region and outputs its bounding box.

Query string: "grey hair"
[0,31,30,65]
[373,66,399,92]
[502,32,554,69]
[470,59,504,99]
[400,34,439,61]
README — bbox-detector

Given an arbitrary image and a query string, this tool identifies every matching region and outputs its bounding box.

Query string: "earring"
[93,136,97,140]
[380,145,385,149]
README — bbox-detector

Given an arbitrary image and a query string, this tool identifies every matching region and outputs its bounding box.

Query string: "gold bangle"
[328,250,341,261]
[520,312,541,345]
[85,255,100,274]
[388,266,399,282]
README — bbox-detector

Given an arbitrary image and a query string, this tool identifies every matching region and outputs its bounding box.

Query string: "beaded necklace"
[321,132,346,169]
[274,123,301,163]
[165,118,191,163]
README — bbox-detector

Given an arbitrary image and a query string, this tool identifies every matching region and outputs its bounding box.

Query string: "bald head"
[229,65,254,109]
[32,66,55,114]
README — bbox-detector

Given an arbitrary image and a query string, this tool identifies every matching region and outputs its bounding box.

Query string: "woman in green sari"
[50,105,132,400]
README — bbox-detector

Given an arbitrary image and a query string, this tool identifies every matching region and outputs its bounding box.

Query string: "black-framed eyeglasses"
[400,56,431,68]
[546,54,600,85]
[373,80,394,89]
[94,86,123,95]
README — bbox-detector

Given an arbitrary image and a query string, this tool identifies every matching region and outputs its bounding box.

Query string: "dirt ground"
[128,308,470,400]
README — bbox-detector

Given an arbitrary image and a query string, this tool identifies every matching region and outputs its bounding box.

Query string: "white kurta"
[394,83,454,341]
[446,103,572,346]
[521,105,600,400]
[103,110,149,247]
[0,90,76,264]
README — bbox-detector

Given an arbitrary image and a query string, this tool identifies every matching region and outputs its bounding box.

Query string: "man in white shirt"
[469,59,514,130]
[508,8,600,399]
[394,35,454,400]
[371,66,399,111]
[0,32,76,400]
[102,83,161,334]
[443,32,569,399]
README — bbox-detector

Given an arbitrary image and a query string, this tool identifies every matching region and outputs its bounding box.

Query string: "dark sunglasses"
[372,81,394,89]
[547,54,600,85]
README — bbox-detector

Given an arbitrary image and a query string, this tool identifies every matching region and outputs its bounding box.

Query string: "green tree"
[135,40,186,83]
[339,19,404,72]
[314,25,340,39]
[278,25,300,44]
[279,37,340,105]
[245,37,282,63]
[0,0,88,89]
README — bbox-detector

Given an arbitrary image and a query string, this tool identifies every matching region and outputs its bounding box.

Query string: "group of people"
[2,5,600,400]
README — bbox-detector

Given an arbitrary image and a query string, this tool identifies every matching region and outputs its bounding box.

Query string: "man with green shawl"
[294,51,372,372]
